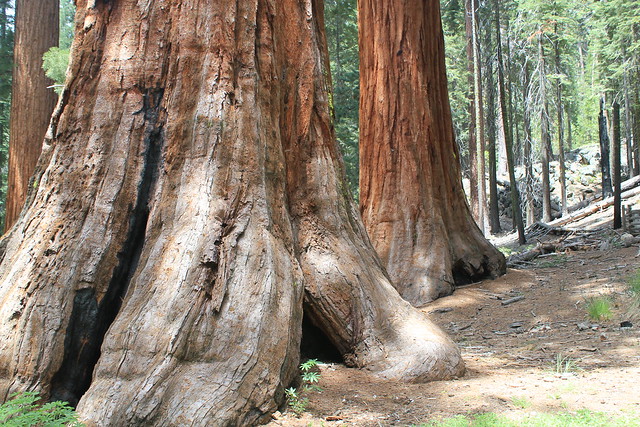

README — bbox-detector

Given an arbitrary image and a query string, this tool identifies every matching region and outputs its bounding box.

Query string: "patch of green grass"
[511,396,532,409]
[553,382,577,397]
[420,412,512,427]
[627,270,640,319]
[419,409,640,427]
[499,246,515,257]
[500,244,535,258]
[536,254,568,268]
[553,354,580,374]
[585,296,613,321]
[628,270,640,297]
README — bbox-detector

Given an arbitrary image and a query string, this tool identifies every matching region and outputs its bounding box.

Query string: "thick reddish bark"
[358,0,506,306]
[0,0,463,424]
[5,0,58,231]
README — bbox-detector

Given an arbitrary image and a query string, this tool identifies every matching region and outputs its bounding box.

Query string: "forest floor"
[267,202,640,426]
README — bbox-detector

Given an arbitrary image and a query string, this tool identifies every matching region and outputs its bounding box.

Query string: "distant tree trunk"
[465,0,479,220]
[0,118,4,228]
[497,117,508,177]
[624,69,634,177]
[0,1,7,225]
[606,107,614,174]
[539,34,553,223]
[0,1,465,424]
[635,93,640,176]
[633,24,640,176]
[5,0,59,231]
[495,0,524,243]
[486,56,501,234]
[554,27,567,216]
[523,62,536,227]
[359,0,506,306]
[613,102,622,229]
[332,2,343,120]
[566,105,573,151]
[599,98,614,197]
[471,0,488,233]
[498,14,520,174]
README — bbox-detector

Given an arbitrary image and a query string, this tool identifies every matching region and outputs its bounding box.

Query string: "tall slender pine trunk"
[613,102,622,229]
[554,26,567,216]
[600,98,614,197]
[471,0,488,233]
[624,68,634,177]
[539,34,553,223]
[523,61,536,226]
[465,0,479,220]
[495,0,524,243]
[633,24,640,176]
[486,48,501,234]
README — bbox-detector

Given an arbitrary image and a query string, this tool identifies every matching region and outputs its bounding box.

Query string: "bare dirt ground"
[268,209,640,426]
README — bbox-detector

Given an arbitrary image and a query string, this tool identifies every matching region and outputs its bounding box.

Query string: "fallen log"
[549,185,640,227]
[501,295,525,306]
[507,242,562,266]
[507,234,602,267]
[621,175,640,192]
[561,175,640,215]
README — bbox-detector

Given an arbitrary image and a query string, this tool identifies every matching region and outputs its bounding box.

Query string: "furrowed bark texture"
[5,0,58,231]
[358,0,506,306]
[0,0,464,424]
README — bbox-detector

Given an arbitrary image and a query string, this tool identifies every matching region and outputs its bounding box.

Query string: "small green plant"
[42,47,70,94]
[284,387,308,416]
[554,353,579,374]
[286,359,322,416]
[300,358,321,390]
[0,391,82,426]
[628,270,640,297]
[536,254,568,268]
[585,296,613,321]
[511,396,532,409]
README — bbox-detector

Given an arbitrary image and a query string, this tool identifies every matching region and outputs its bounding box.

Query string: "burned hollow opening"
[451,256,489,287]
[300,311,342,364]
[49,88,165,406]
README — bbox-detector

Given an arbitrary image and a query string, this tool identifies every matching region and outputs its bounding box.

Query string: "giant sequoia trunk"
[358,0,506,306]
[5,0,58,231]
[0,0,464,425]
